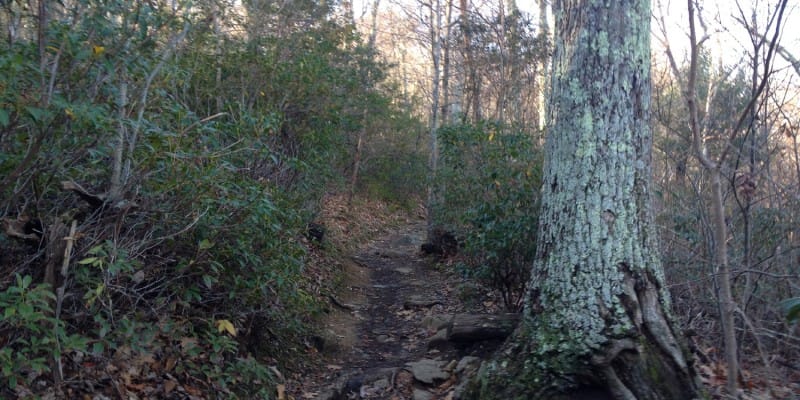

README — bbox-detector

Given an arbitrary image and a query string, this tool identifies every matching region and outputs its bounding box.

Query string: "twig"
[734,306,772,376]
[328,294,356,311]
[54,220,78,385]
[178,112,228,135]
[152,207,209,242]
[124,21,191,184]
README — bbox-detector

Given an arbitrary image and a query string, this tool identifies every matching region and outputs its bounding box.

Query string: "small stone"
[404,295,442,309]
[360,377,391,397]
[427,329,449,350]
[413,388,435,400]
[343,377,362,395]
[372,284,396,289]
[405,359,449,384]
[371,377,390,390]
[421,314,453,331]
[376,334,391,343]
[455,356,481,375]
[453,380,470,400]
[395,267,413,274]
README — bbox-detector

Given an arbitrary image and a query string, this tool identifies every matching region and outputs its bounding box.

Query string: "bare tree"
[656,0,789,395]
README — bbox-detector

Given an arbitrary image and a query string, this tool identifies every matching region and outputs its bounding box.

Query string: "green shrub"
[0,275,88,389]
[436,122,543,310]
[0,0,418,397]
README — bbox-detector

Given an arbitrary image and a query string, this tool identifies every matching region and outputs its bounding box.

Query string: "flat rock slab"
[427,329,449,350]
[404,359,450,384]
[456,356,481,375]
[403,295,442,309]
[449,313,519,342]
[395,267,413,274]
[421,314,453,331]
[413,388,435,400]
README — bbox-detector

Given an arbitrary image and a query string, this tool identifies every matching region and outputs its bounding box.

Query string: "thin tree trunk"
[426,0,442,239]
[38,0,47,87]
[342,0,354,24]
[504,0,521,126]
[367,0,381,50]
[110,72,128,201]
[347,0,382,204]
[709,170,738,395]
[6,1,22,45]
[440,0,452,123]
[213,4,223,114]
[119,23,189,198]
[459,0,480,122]
[348,124,364,204]
[740,15,759,314]
[660,2,789,394]
[535,0,549,130]
[496,0,506,122]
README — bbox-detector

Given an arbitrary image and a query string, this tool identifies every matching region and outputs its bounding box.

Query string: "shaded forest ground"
[284,196,799,400]
[1,192,797,399]
[286,199,509,400]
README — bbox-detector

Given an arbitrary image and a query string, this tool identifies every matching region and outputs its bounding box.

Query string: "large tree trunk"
[464,1,702,399]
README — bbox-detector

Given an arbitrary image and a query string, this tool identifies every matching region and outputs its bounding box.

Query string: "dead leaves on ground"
[697,360,800,399]
[10,330,290,400]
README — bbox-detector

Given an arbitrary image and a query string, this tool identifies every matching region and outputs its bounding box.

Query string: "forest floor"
[282,197,800,400]
[287,220,504,400]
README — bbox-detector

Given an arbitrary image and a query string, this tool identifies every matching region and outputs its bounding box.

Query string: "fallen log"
[448,313,520,343]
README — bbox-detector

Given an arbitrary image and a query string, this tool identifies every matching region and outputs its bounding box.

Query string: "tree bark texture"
[464,1,702,399]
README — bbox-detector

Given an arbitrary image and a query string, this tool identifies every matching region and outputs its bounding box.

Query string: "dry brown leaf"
[164,380,177,394]
[121,371,132,385]
[180,337,199,353]
[125,382,147,391]
[277,383,286,400]
[437,376,456,391]
[114,345,133,360]
[164,356,178,372]
[184,385,202,396]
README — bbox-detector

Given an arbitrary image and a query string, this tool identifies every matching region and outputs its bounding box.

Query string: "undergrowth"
[0,3,421,397]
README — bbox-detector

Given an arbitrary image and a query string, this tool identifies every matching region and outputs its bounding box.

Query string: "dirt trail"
[289,222,499,400]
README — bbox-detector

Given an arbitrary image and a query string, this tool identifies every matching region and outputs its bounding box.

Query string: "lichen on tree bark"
[463,1,703,399]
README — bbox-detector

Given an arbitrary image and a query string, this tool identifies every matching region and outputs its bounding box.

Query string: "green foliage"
[780,297,800,323]
[360,150,427,208]
[196,323,278,399]
[0,275,88,389]
[0,0,418,397]
[435,122,543,310]
[357,105,427,208]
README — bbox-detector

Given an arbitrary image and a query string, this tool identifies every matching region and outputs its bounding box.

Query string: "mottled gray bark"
[464,1,701,399]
